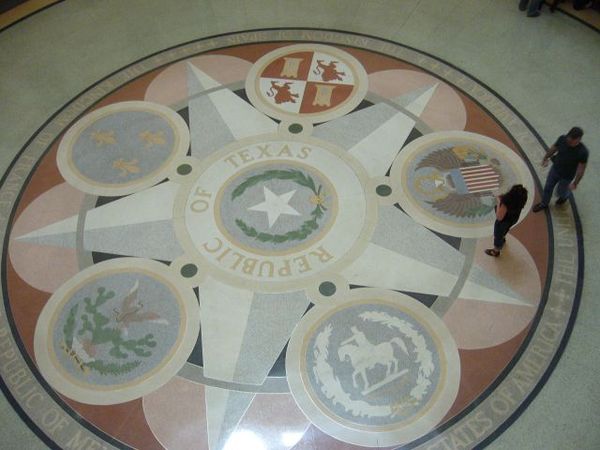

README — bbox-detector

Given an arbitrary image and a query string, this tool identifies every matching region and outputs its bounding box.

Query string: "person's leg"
[555,177,572,203]
[494,233,506,249]
[534,166,560,210]
[519,0,529,11]
[573,0,591,10]
[527,0,543,15]
[487,221,508,256]
[542,170,558,204]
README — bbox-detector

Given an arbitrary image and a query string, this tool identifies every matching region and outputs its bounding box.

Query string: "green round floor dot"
[288,123,303,134]
[376,184,392,197]
[319,281,336,297]
[180,263,198,278]
[177,164,192,175]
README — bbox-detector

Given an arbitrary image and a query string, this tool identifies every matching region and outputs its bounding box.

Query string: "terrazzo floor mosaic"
[0,30,583,450]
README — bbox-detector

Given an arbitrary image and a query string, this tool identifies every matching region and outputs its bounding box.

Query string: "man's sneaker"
[532,202,547,212]
[556,197,568,205]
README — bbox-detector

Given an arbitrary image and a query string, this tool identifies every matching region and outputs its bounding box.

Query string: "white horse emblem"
[338,326,410,395]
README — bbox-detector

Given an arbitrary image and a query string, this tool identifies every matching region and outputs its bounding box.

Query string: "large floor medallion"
[0,30,581,450]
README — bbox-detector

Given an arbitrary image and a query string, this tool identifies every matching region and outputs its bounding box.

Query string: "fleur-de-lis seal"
[112,159,141,177]
[90,130,117,146]
[139,130,166,148]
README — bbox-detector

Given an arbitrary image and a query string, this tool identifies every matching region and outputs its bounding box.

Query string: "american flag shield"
[458,164,500,194]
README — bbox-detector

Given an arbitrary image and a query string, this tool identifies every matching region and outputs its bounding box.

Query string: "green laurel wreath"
[232,169,327,243]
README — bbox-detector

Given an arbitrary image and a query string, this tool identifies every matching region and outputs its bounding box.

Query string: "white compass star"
[247,186,301,228]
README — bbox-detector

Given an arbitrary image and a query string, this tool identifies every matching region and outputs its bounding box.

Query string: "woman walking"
[485,184,528,257]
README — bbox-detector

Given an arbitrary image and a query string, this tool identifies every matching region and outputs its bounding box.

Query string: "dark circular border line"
[0,0,66,34]
[545,1,600,33]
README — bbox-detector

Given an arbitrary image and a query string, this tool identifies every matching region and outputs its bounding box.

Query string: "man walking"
[533,127,588,212]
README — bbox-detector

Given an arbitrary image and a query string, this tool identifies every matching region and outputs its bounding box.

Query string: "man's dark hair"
[567,127,584,140]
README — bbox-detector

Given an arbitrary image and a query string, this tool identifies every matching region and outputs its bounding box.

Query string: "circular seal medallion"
[57,101,190,196]
[245,44,369,124]
[34,258,199,405]
[286,289,460,446]
[390,131,535,237]
[175,135,376,292]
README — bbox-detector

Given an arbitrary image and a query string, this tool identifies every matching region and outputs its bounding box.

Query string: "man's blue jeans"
[519,0,544,14]
[541,165,571,206]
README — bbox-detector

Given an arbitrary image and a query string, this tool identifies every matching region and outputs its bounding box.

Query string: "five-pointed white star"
[247,186,301,228]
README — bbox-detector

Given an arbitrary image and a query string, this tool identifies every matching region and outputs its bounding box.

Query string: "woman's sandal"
[484,249,500,257]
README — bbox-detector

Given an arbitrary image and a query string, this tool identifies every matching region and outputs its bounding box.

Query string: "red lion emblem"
[313,59,346,82]
[266,81,299,104]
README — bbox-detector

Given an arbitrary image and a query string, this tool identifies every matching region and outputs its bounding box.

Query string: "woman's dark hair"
[501,184,528,211]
